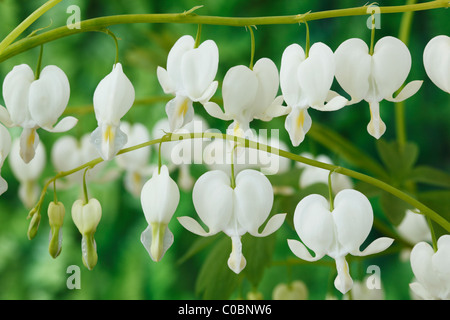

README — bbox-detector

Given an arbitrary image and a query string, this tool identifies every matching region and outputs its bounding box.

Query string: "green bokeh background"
[0,0,448,300]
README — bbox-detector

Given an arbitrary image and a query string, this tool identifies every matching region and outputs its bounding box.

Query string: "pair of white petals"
[423,35,449,94]
[410,235,450,300]
[280,43,348,146]
[90,63,135,161]
[335,36,423,139]
[157,35,219,131]
[178,169,286,274]
[205,58,288,138]
[0,64,77,163]
[287,189,394,294]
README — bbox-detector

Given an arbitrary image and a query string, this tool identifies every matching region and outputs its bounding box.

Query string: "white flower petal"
[197,81,218,105]
[287,239,324,262]
[90,123,128,161]
[222,65,258,124]
[29,65,70,129]
[293,194,335,259]
[140,224,174,262]
[0,105,14,128]
[157,66,175,94]
[285,106,312,147]
[177,216,214,237]
[141,165,179,225]
[372,36,412,101]
[334,256,353,294]
[19,127,39,163]
[165,95,194,131]
[366,101,386,139]
[233,169,274,236]
[251,58,280,117]
[332,189,374,255]
[43,116,78,133]
[410,241,442,298]
[2,64,35,127]
[93,63,135,125]
[181,39,218,101]
[228,235,246,274]
[423,35,450,93]
[334,38,371,104]
[280,43,306,107]
[352,237,394,256]
[385,80,423,103]
[192,170,234,234]
[298,42,335,108]
[203,102,232,121]
[166,35,195,92]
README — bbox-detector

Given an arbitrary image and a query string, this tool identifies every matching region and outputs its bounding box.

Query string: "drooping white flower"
[334,36,423,139]
[204,58,288,138]
[115,122,154,197]
[140,165,179,262]
[90,63,135,161]
[0,124,11,195]
[157,35,219,131]
[9,138,46,209]
[280,43,348,146]
[397,209,432,246]
[0,64,77,163]
[423,35,450,94]
[296,153,353,193]
[410,235,450,300]
[178,169,286,274]
[71,197,102,270]
[287,189,394,294]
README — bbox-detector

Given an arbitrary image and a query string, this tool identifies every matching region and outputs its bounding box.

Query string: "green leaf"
[242,233,276,287]
[195,235,241,299]
[418,190,450,239]
[375,139,419,182]
[409,165,450,188]
[379,191,412,226]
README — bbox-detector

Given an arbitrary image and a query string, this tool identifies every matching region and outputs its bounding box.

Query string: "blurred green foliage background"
[0,0,448,300]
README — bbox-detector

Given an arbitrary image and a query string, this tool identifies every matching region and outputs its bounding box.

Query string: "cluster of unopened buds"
[0,27,448,298]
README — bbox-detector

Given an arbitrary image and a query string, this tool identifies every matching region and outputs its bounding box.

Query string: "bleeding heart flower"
[178,169,286,274]
[334,36,423,139]
[423,35,449,94]
[287,189,394,294]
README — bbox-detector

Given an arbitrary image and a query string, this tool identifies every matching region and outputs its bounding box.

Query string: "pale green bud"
[48,201,65,258]
[272,281,308,300]
[71,198,102,235]
[27,212,41,240]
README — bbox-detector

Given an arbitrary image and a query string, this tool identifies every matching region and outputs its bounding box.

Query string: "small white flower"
[0,64,77,163]
[157,35,219,131]
[204,58,288,138]
[90,63,135,161]
[287,189,394,294]
[335,36,423,139]
[410,235,450,300]
[140,165,179,262]
[178,169,286,274]
[397,209,432,246]
[280,43,348,146]
[9,138,46,209]
[423,35,449,93]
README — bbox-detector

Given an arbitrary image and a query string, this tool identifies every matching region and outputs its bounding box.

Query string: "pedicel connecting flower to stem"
[157,35,219,131]
[178,169,286,274]
[0,63,77,163]
[287,189,394,294]
[90,62,135,161]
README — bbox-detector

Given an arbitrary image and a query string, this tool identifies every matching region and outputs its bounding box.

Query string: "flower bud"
[48,201,65,258]
[27,211,41,240]
[71,198,102,236]
[71,198,102,270]
[272,281,308,300]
